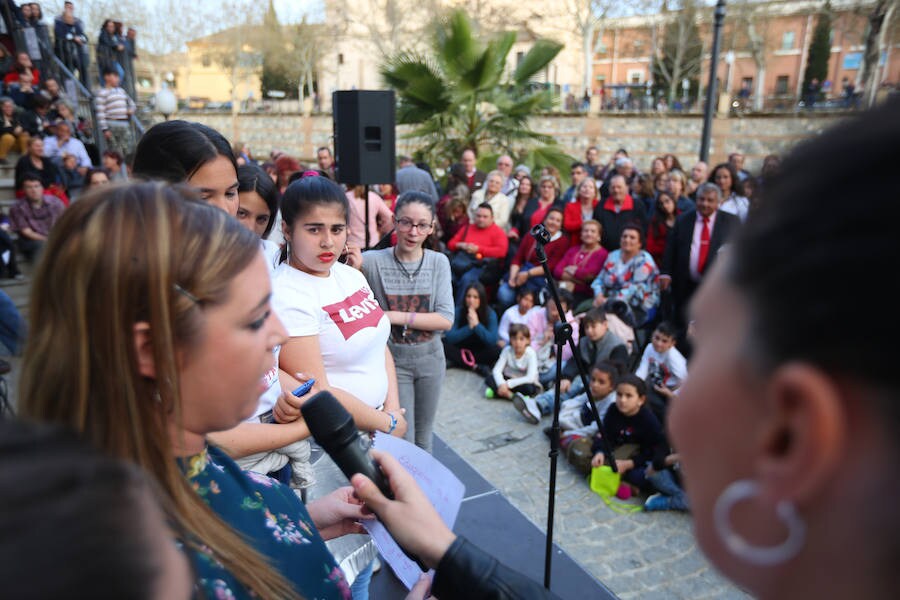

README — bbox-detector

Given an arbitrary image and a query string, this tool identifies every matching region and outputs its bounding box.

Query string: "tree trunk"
[754,64,766,111]
[583,21,594,95]
[860,0,891,107]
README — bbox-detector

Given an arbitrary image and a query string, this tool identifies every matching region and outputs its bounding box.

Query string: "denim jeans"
[495,272,547,310]
[647,468,689,510]
[0,290,24,354]
[534,376,584,415]
[349,560,375,599]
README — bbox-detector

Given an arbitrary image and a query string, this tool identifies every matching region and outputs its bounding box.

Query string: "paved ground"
[434,367,749,599]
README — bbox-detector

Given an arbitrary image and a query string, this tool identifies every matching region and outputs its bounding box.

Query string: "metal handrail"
[4,10,145,158]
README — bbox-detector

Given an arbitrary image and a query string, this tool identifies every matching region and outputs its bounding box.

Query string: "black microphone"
[301,390,393,498]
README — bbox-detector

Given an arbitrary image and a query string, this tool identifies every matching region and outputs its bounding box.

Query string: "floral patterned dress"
[590,249,660,325]
[181,446,351,600]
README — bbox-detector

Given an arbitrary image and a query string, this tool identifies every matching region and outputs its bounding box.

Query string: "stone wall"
[177,111,846,172]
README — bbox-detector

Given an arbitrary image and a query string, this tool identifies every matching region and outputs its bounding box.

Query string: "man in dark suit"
[461,149,486,192]
[660,182,741,335]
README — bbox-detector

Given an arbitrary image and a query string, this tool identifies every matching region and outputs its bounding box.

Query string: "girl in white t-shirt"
[271,173,407,438]
[269,173,403,600]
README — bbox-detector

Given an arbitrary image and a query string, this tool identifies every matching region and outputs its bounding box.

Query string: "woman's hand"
[306,486,374,541]
[497,383,511,397]
[590,452,605,468]
[343,244,363,270]
[351,450,457,569]
[466,307,479,329]
[405,573,435,600]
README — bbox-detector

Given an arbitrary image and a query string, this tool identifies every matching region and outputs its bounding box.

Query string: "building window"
[201,54,211,67]
[627,69,643,84]
[775,75,789,95]
[338,53,344,65]
[781,31,795,50]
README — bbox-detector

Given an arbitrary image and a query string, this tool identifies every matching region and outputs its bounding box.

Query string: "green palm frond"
[522,146,575,174]
[437,10,480,77]
[513,39,564,85]
[381,10,566,171]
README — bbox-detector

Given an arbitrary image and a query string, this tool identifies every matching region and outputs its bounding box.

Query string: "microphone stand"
[530,224,616,590]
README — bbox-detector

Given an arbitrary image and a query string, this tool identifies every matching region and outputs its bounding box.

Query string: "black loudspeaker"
[332,90,396,185]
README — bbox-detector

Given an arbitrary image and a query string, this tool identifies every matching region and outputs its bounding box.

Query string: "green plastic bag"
[589,465,620,497]
[589,465,642,514]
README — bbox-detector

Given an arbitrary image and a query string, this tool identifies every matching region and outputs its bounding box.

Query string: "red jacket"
[511,232,570,272]
[447,222,508,259]
[563,200,598,245]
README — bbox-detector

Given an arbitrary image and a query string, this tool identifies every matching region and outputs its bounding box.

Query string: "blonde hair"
[19,182,300,600]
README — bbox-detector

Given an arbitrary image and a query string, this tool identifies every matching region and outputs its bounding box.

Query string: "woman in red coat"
[495,207,569,309]
[562,177,599,245]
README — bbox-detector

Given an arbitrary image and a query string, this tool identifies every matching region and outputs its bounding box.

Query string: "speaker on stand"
[332,90,396,249]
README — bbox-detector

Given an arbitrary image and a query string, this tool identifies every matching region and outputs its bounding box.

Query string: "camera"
[530,223,551,245]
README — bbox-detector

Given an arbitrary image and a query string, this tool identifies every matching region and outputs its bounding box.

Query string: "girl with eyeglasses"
[361,191,454,453]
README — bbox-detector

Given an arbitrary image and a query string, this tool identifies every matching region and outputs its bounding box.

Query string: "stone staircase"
[1,159,29,315]
[1,159,24,415]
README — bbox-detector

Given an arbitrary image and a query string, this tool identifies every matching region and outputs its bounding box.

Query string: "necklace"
[392,247,425,281]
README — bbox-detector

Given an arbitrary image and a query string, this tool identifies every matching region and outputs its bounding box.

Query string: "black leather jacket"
[432,537,560,600]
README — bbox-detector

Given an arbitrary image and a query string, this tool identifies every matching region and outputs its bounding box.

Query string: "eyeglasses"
[395,218,433,233]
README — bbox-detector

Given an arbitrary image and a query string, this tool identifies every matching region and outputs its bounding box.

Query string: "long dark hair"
[515,175,537,204]
[132,120,237,183]
[279,174,348,264]
[649,191,677,237]
[237,163,280,238]
[461,281,489,324]
[709,162,745,197]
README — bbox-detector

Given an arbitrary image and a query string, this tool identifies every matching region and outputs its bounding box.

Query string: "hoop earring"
[713,479,806,567]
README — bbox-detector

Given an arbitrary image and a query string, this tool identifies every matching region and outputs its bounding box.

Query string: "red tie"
[698,216,710,274]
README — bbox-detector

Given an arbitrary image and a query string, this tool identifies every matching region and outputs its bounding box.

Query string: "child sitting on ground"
[558,307,629,395]
[589,375,688,511]
[485,323,541,400]
[497,287,537,348]
[528,287,580,389]
[634,320,687,424]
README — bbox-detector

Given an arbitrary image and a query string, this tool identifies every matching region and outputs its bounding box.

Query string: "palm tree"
[381,10,572,171]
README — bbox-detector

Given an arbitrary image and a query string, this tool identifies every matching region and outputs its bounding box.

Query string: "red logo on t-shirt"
[322,287,385,340]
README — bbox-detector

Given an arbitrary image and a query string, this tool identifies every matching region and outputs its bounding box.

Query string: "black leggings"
[484,374,540,397]
[442,338,500,372]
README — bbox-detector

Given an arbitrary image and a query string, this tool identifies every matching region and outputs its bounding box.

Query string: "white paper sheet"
[363,432,465,589]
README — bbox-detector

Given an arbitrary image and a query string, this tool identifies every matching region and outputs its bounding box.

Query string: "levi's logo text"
[322,287,384,340]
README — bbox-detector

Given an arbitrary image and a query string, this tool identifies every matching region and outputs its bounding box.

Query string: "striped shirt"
[94,86,135,131]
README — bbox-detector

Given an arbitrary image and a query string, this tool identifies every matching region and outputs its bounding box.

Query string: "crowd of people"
[214,139,779,516]
[0,2,143,280]
[0,90,898,599]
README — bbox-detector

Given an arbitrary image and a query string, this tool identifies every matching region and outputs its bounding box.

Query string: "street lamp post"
[155,75,177,121]
[700,0,727,163]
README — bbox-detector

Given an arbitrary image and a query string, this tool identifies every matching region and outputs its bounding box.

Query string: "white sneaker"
[513,393,541,425]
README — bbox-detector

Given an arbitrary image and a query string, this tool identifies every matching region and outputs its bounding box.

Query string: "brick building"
[592,0,898,110]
